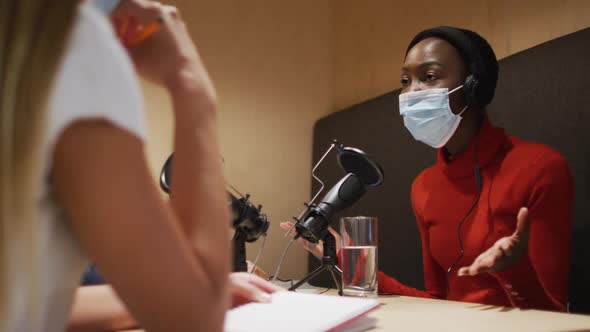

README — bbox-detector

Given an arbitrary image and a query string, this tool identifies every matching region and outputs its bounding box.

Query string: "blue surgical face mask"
[399,85,468,148]
[94,0,121,14]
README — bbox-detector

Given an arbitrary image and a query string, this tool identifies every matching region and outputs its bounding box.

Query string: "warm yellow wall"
[334,0,590,109]
[141,0,589,279]
[142,0,334,279]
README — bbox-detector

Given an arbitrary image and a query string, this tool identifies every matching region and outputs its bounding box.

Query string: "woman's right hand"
[279,221,341,259]
[229,273,284,308]
[111,0,215,98]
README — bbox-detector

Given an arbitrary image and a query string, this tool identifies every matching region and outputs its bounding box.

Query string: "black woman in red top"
[282,26,573,311]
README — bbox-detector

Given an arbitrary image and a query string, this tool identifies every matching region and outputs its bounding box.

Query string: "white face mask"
[398,85,468,148]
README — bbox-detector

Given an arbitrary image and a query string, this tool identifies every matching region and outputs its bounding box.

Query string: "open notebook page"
[224,291,380,332]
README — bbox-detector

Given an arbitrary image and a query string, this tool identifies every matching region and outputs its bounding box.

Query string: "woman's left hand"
[458,207,530,276]
[229,272,284,308]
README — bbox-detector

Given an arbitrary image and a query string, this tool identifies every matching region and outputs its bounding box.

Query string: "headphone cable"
[445,126,483,298]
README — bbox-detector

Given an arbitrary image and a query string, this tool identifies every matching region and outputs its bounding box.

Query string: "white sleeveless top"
[3,3,146,331]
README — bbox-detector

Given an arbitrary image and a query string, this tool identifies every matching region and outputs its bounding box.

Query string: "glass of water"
[340,216,378,298]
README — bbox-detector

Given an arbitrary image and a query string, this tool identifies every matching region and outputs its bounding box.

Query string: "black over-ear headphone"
[463,69,492,109]
[463,74,480,108]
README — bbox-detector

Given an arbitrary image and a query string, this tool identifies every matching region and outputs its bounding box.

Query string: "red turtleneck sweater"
[377,116,573,311]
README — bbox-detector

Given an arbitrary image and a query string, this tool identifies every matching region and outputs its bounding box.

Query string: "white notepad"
[224,291,380,332]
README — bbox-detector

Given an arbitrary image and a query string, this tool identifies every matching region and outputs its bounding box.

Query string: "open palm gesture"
[458,207,530,276]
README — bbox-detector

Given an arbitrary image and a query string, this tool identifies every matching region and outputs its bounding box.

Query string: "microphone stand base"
[288,232,343,295]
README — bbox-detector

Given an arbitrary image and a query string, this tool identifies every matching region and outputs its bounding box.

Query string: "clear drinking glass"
[340,216,378,298]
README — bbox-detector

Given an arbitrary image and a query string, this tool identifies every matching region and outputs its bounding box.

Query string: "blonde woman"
[0,0,279,331]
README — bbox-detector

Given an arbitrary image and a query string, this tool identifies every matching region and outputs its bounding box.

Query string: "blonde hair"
[0,0,78,323]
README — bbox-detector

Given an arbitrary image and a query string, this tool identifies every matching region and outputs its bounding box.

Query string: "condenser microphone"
[159,154,269,241]
[159,154,269,272]
[295,173,366,243]
[228,191,270,242]
[293,145,384,243]
[285,142,384,293]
